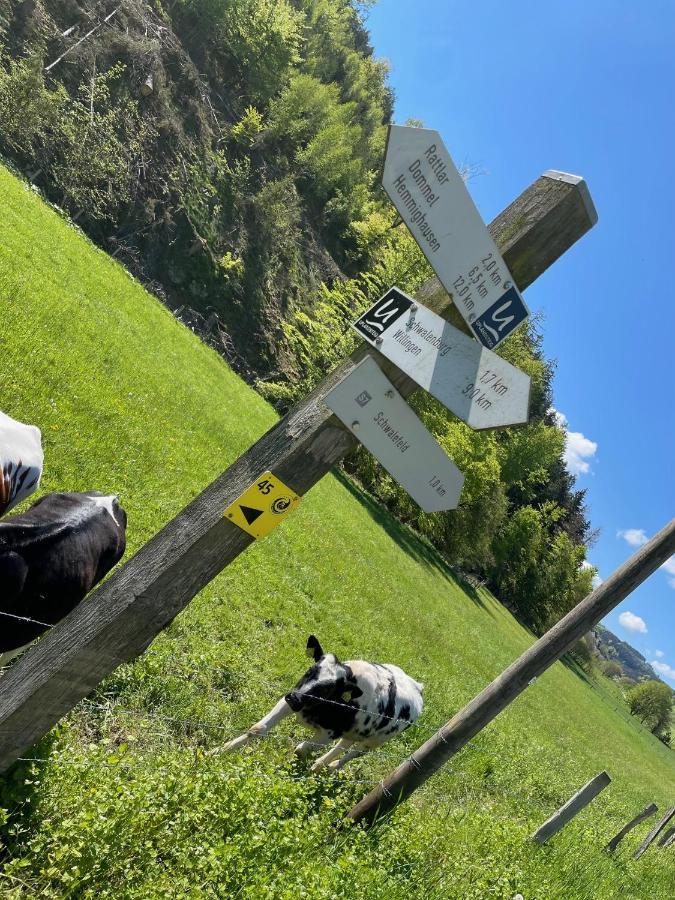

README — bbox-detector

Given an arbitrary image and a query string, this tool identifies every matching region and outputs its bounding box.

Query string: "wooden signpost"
[0,169,597,775]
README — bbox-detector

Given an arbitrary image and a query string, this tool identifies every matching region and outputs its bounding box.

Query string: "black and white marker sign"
[324,356,464,513]
[353,288,530,430]
[382,125,529,349]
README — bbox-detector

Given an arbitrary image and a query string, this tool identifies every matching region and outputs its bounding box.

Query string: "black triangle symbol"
[240,504,263,525]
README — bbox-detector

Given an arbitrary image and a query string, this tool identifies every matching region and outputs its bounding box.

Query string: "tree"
[602,660,623,680]
[627,680,673,735]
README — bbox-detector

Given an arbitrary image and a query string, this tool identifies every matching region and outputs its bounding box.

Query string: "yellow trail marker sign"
[223,471,300,539]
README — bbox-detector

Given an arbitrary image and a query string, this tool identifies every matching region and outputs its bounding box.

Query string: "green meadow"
[1,165,673,899]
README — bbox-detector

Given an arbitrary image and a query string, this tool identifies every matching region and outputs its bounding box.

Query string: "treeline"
[0,0,595,630]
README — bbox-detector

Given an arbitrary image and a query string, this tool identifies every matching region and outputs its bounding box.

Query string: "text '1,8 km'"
[353,287,531,430]
[383,125,529,349]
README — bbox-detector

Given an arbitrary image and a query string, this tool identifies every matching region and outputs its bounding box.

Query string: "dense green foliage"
[627,681,673,737]
[0,0,391,373]
[1,165,674,899]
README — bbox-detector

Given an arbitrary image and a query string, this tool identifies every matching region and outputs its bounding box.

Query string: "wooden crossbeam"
[0,172,596,774]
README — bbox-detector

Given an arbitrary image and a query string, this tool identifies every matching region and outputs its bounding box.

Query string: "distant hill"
[590,625,664,684]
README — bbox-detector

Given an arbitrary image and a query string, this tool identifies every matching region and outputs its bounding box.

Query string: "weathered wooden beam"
[0,172,596,774]
[604,802,658,852]
[347,520,675,825]
[658,826,675,848]
[531,771,611,844]
[634,806,675,859]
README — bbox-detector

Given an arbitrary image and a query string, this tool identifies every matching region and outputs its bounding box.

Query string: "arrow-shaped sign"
[383,124,529,349]
[353,287,530,430]
[324,356,464,512]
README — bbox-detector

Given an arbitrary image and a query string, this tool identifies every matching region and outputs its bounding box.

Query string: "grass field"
[1,164,674,899]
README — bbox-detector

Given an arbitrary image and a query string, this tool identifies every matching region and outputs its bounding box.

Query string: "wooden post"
[659,826,675,848]
[531,771,611,844]
[634,806,675,859]
[0,173,596,774]
[347,520,675,826]
[604,802,658,852]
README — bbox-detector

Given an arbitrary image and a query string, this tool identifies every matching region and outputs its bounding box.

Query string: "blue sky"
[366,0,674,679]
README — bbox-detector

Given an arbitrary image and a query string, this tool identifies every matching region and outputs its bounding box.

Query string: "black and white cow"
[0,491,127,664]
[221,636,424,772]
[0,411,43,517]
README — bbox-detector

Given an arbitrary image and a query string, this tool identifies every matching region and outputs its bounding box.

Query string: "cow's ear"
[306,635,324,661]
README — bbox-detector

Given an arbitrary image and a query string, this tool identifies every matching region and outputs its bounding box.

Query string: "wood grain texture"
[604,803,658,852]
[348,520,675,825]
[531,771,611,844]
[634,806,675,859]
[0,173,595,774]
[658,826,675,848]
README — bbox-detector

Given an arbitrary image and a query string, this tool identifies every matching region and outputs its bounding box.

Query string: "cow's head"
[284,636,363,712]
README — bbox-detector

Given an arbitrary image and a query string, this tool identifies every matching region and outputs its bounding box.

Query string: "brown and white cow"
[220,636,424,772]
[0,491,127,664]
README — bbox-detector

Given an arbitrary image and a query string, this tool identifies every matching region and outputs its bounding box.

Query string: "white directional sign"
[353,287,531,430]
[383,124,529,350]
[324,356,464,513]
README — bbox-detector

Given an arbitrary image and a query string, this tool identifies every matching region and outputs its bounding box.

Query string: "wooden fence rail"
[531,772,611,844]
[634,806,675,859]
[0,172,597,774]
[604,802,658,852]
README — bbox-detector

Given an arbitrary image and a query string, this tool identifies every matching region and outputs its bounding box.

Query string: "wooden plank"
[347,520,675,825]
[531,772,611,844]
[604,802,658,852]
[634,806,675,859]
[658,826,675,848]
[0,172,596,774]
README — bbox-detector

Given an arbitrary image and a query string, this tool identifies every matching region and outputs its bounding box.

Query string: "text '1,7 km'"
[383,124,529,349]
[353,287,531,430]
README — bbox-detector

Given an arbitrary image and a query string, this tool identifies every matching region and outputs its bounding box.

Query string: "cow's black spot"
[398,704,411,721]
[375,675,397,731]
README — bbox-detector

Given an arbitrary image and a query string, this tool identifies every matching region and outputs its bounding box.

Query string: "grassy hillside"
[0,165,673,899]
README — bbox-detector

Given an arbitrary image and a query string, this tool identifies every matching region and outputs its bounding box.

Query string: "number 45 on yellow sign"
[223,471,301,539]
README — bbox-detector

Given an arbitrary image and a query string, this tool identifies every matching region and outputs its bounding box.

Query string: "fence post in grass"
[347,520,675,826]
[530,772,611,844]
[634,806,675,859]
[0,172,597,774]
[603,802,658,852]
[659,826,675,848]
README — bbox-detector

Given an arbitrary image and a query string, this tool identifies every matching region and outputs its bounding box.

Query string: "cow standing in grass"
[220,636,424,772]
[0,491,127,665]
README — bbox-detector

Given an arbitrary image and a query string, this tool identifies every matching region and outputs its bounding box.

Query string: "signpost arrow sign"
[324,356,464,513]
[383,124,529,349]
[353,287,531,430]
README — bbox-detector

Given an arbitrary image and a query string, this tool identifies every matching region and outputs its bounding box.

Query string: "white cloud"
[550,408,597,475]
[618,611,648,634]
[617,528,648,547]
[650,659,675,682]
[655,649,664,658]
